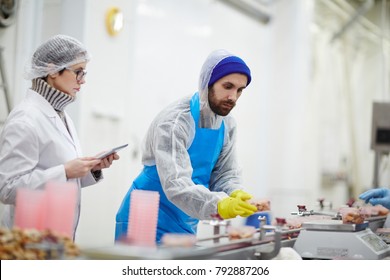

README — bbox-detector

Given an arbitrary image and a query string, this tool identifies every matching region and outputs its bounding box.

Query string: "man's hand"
[217,197,257,219]
[230,189,253,201]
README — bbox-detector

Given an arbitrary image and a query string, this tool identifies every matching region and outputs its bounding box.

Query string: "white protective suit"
[140,49,245,220]
[0,89,98,233]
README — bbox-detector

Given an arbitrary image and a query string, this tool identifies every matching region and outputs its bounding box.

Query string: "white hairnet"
[24,34,90,80]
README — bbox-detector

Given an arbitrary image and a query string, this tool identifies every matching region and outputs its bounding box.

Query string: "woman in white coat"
[0,34,118,238]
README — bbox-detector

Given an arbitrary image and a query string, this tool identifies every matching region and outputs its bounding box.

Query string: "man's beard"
[208,89,235,116]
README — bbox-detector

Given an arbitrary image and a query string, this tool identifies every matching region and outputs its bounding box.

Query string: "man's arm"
[209,116,242,194]
[153,113,227,220]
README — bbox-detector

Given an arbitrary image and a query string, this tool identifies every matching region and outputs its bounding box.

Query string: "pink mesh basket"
[127,190,160,246]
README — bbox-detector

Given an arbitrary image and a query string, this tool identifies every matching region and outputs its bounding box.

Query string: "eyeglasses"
[65,67,87,82]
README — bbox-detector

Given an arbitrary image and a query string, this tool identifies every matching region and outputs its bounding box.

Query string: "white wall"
[0,0,389,249]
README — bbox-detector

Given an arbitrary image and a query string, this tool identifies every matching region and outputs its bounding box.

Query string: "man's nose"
[228,92,238,102]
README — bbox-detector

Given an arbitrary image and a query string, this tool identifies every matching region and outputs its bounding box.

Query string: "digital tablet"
[97,144,128,159]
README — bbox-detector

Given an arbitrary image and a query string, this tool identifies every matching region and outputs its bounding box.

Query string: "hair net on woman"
[24,34,91,80]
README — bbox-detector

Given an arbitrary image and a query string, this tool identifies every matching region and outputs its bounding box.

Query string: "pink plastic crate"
[13,181,78,238]
[14,188,46,230]
[127,190,159,246]
[45,181,77,238]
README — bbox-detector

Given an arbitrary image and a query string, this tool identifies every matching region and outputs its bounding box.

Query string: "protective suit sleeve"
[209,117,243,194]
[359,188,390,209]
[0,120,66,204]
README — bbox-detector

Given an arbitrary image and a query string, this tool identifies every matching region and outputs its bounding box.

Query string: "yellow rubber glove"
[217,197,257,219]
[230,189,253,201]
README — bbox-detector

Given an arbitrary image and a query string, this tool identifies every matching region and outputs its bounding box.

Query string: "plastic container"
[161,233,196,247]
[45,181,78,238]
[14,188,46,230]
[14,182,77,239]
[127,190,160,246]
[227,225,257,240]
[245,211,271,228]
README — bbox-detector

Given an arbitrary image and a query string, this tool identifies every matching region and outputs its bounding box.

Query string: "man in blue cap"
[115,49,257,243]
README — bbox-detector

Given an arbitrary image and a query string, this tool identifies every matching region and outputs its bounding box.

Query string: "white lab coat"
[0,89,98,235]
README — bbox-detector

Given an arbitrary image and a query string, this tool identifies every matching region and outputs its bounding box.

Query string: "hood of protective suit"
[198,49,251,129]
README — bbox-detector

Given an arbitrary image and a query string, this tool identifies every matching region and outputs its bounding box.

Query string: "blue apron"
[115,92,225,243]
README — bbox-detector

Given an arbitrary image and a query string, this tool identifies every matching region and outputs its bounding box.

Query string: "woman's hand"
[64,157,102,179]
[91,153,120,171]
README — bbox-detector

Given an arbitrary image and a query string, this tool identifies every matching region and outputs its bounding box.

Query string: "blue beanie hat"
[208,56,251,87]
